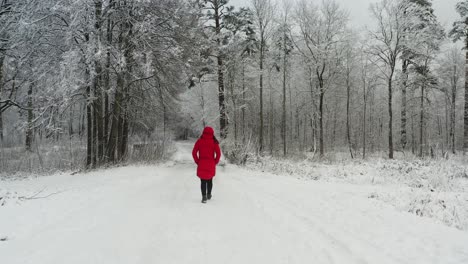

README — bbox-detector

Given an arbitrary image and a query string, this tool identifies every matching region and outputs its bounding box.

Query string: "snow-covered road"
[1,142,467,264]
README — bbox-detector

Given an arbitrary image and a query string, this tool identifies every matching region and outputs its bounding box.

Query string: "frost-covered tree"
[251,0,275,153]
[400,0,444,150]
[437,46,464,154]
[449,0,468,154]
[223,7,256,144]
[399,0,444,156]
[295,0,348,157]
[201,0,232,139]
[0,0,201,169]
[275,0,293,156]
[368,0,406,159]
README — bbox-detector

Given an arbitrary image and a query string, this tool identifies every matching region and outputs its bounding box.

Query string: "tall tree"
[93,0,104,164]
[0,0,8,142]
[295,0,348,157]
[275,0,292,156]
[438,47,464,154]
[203,0,230,139]
[344,41,356,159]
[400,0,444,153]
[224,6,256,144]
[359,47,378,159]
[400,0,429,149]
[369,0,406,159]
[450,0,468,155]
[251,0,274,153]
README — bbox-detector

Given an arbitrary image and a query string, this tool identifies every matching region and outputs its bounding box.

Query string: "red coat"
[192,127,221,180]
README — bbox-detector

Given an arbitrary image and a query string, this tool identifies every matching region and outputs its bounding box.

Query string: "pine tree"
[402,0,444,156]
[202,0,230,139]
[449,0,468,155]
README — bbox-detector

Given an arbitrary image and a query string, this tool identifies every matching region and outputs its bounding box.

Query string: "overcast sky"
[229,0,460,30]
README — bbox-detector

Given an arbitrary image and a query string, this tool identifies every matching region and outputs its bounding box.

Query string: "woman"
[192,126,221,203]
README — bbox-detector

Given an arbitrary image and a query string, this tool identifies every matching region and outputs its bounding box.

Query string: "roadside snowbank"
[247,156,468,230]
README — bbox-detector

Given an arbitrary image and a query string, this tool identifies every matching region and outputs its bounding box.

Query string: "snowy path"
[1,141,468,264]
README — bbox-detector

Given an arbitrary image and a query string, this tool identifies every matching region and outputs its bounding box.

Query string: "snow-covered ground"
[1,141,468,264]
[249,155,468,230]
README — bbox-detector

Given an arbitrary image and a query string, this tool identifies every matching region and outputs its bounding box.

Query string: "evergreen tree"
[449,0,468,155]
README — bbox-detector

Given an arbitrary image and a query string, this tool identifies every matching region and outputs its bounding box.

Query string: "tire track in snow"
[224,171,372,264]
[223,168,404,264]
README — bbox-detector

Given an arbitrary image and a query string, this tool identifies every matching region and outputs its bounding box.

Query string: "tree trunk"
[108,3,133,163]
[316,66,325,157]
[69,104,74,137]
[95,83,103,164]
[464,47,468,155]
[411,107,415,155]
[451,64,457,154]
[269,76,274,155]
[199,79,207,127]
[419,84,424,157]
[303,114,307,151]
[295,108,300,150]
[0,111,3,143]
[233,97,238,144]
[213,1,227,139]
[106,74,123,163]
[319,88,324,157]
[159,84,166,140]
[0,53,4,142]
[119,111,129,160]
[103,0,113,160]
[259,39,264,153]
[80,102,86,139]
[282,39,287,156]
[401,60,408,149]
[332,106,337,149]
[451,96,456,155]
[308,68,316,153]
[217,56,227,138]
[25,84,33,151]
[230,71,238,144]
[242,62,246,144]
[290,85,294,149]
[388,75,394,159]
[346,66,353,159]
[93,0,104,165]
[363,81,367,159]
[86,71,93,167]
[444,95,449,151]
[116,111,124,160]
[92,87,97,166]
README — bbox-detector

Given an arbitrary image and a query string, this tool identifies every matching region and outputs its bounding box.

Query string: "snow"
[249,155,468,230]
[1,142,468,264]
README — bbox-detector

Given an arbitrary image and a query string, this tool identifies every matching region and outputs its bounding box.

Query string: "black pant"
[200,179,213,196]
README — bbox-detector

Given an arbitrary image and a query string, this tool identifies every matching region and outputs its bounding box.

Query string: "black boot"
[207,194,212,200]
[201,195,207,203]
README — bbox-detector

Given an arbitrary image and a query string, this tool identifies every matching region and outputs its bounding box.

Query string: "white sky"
[230,0,460,30]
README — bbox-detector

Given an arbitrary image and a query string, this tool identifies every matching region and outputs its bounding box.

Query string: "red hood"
[201,126,214,139]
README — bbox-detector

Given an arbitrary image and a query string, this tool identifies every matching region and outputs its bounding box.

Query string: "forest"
[0,0,467,174]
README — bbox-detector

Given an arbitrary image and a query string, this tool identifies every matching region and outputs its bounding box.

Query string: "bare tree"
[359,47,378,159]
[438,46,464,154]
[368,0,406,159]
[344,41,356,159]
[295,0,348,157]
[251,0,274,153]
